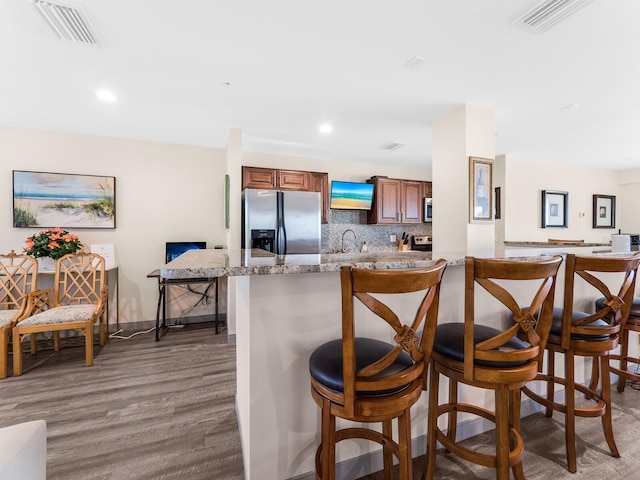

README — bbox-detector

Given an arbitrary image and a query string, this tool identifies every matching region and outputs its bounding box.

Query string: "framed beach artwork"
[13,170,116,229]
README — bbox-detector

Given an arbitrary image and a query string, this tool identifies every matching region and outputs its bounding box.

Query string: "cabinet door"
[277,170,310,191]
[242,166,277,190]
[368,177,401,224]
[309,172,329,224]
[401,180,423,223]
[424,181,433,198]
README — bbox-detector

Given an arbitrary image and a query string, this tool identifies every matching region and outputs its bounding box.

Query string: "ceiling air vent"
[32,0,102,46]
[381,142,406,151]
[514,0,597,32]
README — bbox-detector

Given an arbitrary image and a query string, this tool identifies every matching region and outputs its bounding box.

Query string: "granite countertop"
[160,248,466,279]
[505,241,610,247]
[159,248,576,279]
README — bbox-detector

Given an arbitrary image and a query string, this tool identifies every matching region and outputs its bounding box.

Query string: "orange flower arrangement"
[24,228,83,259]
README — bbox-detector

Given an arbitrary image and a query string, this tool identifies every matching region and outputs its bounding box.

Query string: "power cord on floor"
[108,327,155,340]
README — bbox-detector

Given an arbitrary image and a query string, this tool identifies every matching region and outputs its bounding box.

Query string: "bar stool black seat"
[595,296,640,392]
[425,255,562,480]
[309,261,447,480]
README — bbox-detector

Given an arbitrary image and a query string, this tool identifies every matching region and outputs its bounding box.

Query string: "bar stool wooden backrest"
[0,252,38,379]
[522,252,640,473]
[309,260,447,480]
[425,255,562,480]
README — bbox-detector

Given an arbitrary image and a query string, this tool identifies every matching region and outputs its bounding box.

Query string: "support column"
[225,128,242,337]
[432,104,496,256]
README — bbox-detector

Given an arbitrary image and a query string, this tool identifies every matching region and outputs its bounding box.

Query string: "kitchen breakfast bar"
[160,246,622,480]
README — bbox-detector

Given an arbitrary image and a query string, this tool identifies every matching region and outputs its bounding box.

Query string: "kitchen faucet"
[341,229,357,253]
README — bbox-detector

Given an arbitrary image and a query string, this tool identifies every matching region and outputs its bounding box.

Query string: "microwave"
[424,197,432,222]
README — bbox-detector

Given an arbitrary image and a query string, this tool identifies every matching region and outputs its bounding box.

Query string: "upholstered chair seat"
[433,323,530,368]
[309,337,413,395]
[549,307,613,341]
[0,311,19,329]
[18,305,97,326]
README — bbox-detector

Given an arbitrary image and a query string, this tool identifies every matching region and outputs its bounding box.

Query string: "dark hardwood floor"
[1,324,242,480]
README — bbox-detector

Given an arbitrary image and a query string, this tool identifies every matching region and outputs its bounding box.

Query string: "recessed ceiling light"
[319,124,332,134]
[96,90,117,102]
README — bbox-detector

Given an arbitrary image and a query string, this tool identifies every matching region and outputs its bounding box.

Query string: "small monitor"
[165,241,206,263]
[329,181,374,210]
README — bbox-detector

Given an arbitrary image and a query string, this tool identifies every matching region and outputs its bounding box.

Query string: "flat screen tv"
[165,241,206,263]
[329,181,374,210]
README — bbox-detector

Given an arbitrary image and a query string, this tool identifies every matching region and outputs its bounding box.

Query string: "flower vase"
[37,257,56,272]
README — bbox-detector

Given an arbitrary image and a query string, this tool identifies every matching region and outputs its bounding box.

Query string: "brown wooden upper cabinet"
[367,176,430,224]
[242,166,277,189]
[242,166,329,223]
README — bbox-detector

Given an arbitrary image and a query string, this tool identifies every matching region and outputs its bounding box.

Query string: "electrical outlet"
[390,234,397,243]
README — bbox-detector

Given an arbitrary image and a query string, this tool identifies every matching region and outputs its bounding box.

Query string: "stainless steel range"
[411,235,432,252]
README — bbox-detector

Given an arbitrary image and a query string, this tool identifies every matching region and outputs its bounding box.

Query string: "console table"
[147,270,219,341]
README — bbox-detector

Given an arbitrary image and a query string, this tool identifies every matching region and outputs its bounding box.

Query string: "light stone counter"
[160,248,466,279]
[158,248,563,280]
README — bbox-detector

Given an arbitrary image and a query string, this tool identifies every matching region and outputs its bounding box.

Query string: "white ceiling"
[1,0,639,171]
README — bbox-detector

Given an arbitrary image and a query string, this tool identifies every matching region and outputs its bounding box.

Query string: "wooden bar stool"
[309,260,447,480]
[595,296,640,392]
[424,255,562,480]
[522,253,640,473]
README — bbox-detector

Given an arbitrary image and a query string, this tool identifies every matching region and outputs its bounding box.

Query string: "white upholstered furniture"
[0,420,46,480]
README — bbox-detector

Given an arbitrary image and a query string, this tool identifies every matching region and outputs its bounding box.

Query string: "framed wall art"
[469,156,493,223]
[541,190,568,228]
[592,194,615,229]
[13,170,116,229]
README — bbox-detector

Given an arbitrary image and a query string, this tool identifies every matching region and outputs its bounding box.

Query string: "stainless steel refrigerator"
[242,188,321,255]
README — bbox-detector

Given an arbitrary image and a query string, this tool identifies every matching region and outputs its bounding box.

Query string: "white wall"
[619,168,640,234]
[0,125,227,326]
[503,155,622,244]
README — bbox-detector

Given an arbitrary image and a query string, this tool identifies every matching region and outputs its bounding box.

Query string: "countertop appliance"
[411,235,432,252]
[242,188,321,255]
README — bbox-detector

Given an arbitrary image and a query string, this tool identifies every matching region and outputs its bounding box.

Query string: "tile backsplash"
[321,210,432,254]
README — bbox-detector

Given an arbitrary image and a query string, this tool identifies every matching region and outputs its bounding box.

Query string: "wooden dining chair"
[309,260,447,480]
[0,252,38,379]
[522,253,640,473]
[12,252,107,376]
[424,255,562,480]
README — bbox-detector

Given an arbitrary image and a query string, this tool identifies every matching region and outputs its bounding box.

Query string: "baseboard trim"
[111,314,228,334]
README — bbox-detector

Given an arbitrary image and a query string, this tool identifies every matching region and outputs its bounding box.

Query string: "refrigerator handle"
[276,192,287,255]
